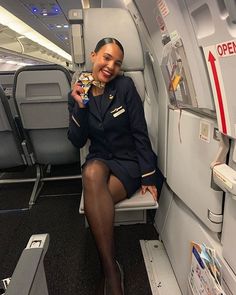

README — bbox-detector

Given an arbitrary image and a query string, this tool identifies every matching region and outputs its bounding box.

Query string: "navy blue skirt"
[83,158,141,198]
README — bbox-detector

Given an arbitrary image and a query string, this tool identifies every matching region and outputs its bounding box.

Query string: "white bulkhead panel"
[157,191,236,295]
[221,141,236,276]
[154,181,173,236]
[167,108,223,232]
[128,0,170,177]
[183,0,236,282]
[185,0,236,138]
[222,195,236,276]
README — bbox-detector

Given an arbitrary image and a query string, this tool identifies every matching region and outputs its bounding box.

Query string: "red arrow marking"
[208,51,227,134]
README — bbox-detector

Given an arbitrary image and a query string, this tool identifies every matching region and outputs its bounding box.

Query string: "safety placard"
[199,120,211,143]
[216,39,236,58]
[203,45,231,136]
[157,0,169,17]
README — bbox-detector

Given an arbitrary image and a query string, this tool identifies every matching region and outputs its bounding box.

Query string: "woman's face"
[90,43,123,83]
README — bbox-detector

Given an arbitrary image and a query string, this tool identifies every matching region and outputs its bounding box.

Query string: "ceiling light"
[42,9,48,16]
[56,25,62,28]
[64,24,69,28]
[0,6,72,61]
[6,60,17,64]
[64,37,68,40]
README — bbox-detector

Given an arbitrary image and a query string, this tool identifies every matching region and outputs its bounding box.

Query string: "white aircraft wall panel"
[144,93,159,155]
[222,196,236,276]
[167,108,223,232]
[221,141,236,276]
[161,195,236,295]
[154,181,174,236]
[133,0,170,176]
[134,0,165,65]
[185,0,236,138]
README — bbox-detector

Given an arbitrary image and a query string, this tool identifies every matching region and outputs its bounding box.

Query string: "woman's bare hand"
[71,82,85,108]
[141,185,158,201]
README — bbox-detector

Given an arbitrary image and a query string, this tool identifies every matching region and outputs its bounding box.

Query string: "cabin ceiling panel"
[0,0,70,52]
[56,0,82,18]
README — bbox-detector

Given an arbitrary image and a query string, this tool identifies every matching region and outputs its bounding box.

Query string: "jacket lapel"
[101,88,117,119]
[88,82,117,121]
[88,92,102,122]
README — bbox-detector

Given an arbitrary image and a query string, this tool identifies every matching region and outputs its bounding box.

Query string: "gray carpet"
[0,175,158,295]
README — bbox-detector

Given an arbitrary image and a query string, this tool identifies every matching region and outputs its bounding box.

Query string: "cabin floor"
[0,165,158,295]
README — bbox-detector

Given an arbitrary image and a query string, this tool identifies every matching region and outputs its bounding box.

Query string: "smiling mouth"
[101,69,113,78]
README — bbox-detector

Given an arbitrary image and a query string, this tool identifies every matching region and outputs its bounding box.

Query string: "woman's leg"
[83,160,127,294]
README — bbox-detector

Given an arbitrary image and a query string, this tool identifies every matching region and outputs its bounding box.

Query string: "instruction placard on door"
[203,45,231,137]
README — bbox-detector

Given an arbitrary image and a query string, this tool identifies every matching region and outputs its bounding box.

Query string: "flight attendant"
[68,37,158,295]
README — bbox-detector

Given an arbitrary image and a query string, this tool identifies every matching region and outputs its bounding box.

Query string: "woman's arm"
[67,84,89,148]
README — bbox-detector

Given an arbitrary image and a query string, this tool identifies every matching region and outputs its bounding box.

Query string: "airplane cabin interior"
[0,0,236,294]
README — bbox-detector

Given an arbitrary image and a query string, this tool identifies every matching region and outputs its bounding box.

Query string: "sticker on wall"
[199,120,211,143]
[170,30,180,43]
[157,0,169,17]
[156,14,166,32]
[216,39,236,58]
[203,45,231,137]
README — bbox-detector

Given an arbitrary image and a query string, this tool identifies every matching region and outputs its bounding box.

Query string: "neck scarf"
[78,72,105,105]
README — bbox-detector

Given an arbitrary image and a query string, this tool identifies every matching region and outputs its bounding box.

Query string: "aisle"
[0,179,158,295]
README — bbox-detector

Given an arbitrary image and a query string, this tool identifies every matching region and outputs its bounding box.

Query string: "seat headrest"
[83,8,144,72]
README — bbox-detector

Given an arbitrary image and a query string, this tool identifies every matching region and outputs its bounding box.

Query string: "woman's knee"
[82,160,109,187]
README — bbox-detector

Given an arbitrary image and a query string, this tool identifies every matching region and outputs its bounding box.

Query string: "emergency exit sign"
[217,40,236,57]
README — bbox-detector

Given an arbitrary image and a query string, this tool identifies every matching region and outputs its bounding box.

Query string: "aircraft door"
[185,0,236,286]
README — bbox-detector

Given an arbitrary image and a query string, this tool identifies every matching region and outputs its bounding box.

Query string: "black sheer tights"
[83,160,127,295]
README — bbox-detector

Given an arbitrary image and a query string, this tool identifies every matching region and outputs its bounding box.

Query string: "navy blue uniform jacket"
[68,75,157,186]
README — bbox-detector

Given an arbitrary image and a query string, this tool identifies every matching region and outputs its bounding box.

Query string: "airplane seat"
[0,71,18,117]
[13,64,80,165]
[0,84,40,211]
[0,85,27,169]
[69,8,158,224]
[12,64,81,207]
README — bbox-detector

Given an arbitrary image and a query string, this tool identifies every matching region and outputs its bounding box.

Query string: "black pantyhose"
[83,160,126,295]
